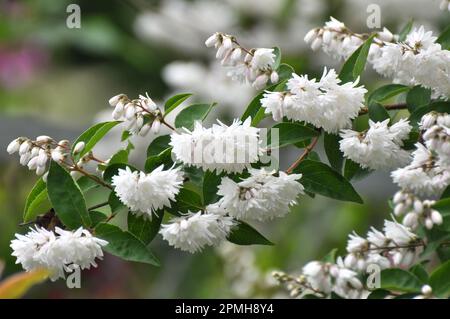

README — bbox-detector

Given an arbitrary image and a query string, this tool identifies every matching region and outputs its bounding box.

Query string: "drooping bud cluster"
[10,226,108,281]
[108,93,162,136]
[205,32,279,89]
[393,190,443,230]
[339,119,412,170]
[304,17,394,61]
[421,112,450,166]
[7,135,59,176]
[261,67,367,133]
[274,219,423,299]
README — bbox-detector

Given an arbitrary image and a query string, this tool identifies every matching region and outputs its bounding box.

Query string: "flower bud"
[322,30,332,44]
[421,285,432,295]
[125,104,136,120]
[425,217,434,229]
[230,48,242,62]
[6,138,21,154]
[310,37,323,51]
[27,157,39,170]
[378,27,394,42]
[109,94,125,106]
[394,203,406,216]
[252,74,269,90]
[430,210,443,225]
[19,141,31,156]
[151,119,161,134]
[73,141,85,154]
[270,71,279,84]
[205,33,218,47]
[139,123,152,136]
[36,135,53,143]
[403,212,418,229]
[51,150,64,162]
[37,150,48,167]
[36,165,46,176]
[304,29,318,43]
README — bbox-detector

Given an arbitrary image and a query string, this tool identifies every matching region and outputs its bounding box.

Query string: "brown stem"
[88,201,109,211]
[359,103,408,116]
[161,119,176,131]
[231,39,253,56]
[74,167,114,190]
[286,135,320,174]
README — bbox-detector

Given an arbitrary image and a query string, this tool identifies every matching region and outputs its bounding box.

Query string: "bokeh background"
[0,0,448,298]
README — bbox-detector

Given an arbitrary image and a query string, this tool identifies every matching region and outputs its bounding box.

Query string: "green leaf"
[72,121,120,160]
[276,63,294,82]
[406,85,431,112]
[90,211,108,227]
[147,135,172,157]
[174,103,216,130]
[47,161,91,229]
[344,159,372,181]
[437,24,450,50]
[367,289,391,299]
[23,178,51,222]
[76,176,100,193]
[202,170,222,205]
[144,148,173,173]
[429,260,450,297]
[368,84,410,105]
[339,34,375,83]
[369,102,390,122]
[324,133,344,173]
[441,186,450,199]
[409,264,429,284]
[108,191,125,214]
[108,150,129,165]
[241,83,278,122]
[95,223,159,266]
[268,122,318,149]
[164,93,192,116]
[166,188,204,215]
[380,269,422,292]
[127,211,163,245]
[398,19,414,42]
[322,248,338,263]
[227,221,273,245]
[273,47,281,69]
[294,160,363,203]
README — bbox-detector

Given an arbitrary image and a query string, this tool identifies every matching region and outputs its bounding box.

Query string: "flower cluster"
[304,17,394,61]
[391,143,450,197]
[371,27,450,99]
[261,68,367,133]
[170,118,262,173]
[10,226,107,281]
[112,165,184,219]
[274,219,422,298]
[421,112,450,165]
[109,93,162,136]
[205,32,279,89]
[159,211,235,253]
[7,136,56,176]
[215,168,304,221]
[393,190,443,230]
[339,119,412,170]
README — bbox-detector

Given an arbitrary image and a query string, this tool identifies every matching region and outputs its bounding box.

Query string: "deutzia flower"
[170,118,262,173]
[391,143,450,197]
[339,119,412,170]
[159,212,235,253]
[10,226,107,281]
[372,26,450,99]
[216,168,304,221]
[263,68,366,132]
[111,165,184,218]
[302,261,332,294]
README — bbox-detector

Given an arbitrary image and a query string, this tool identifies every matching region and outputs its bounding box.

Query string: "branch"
[358,103,408,116]
[286,135,320,174]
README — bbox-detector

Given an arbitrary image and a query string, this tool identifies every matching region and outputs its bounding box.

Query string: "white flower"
[332,262,364,299]
[372,27,450,99]
[216,168,304,221]
[391,143,450,196]
[111,165,184,218]
[11,226,107,281]
[346,232,368,253]
[267,68,366,132]
[302,261,332,294]
[160,212,235,253]
[170,118,262,173]
[339,119,411,170]
[251,48,275,70]
[383,220,416,246]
